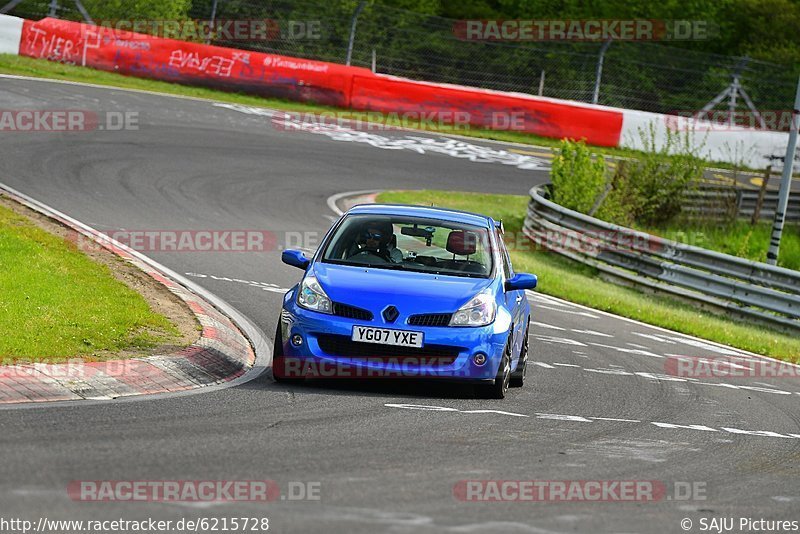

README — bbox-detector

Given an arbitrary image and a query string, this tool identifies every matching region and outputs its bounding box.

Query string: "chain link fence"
[3,0,799,119]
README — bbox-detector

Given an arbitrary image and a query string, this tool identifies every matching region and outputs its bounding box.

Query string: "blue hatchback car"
[274,204,537,398]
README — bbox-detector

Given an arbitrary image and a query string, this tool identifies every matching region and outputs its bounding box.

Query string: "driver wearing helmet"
[348,220,403,263]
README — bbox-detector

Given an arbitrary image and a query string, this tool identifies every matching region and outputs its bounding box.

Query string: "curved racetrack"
[2,77,799,533]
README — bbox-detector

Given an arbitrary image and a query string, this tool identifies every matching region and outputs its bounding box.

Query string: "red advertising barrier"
[16,17,624,145]
[18,18,367,107]
[350,75,623,146]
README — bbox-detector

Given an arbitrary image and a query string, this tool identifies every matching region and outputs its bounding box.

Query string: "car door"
[497,230,524,359]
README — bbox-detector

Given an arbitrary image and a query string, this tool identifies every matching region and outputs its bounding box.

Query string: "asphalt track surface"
[1,77,800,534]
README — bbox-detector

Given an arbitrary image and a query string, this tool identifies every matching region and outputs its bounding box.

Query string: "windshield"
[321,214,494,278]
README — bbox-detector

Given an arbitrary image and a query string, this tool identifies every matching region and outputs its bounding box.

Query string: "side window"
[496,230,512,279]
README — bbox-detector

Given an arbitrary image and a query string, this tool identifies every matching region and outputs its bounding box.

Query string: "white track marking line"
[538,362,798,396]
[536,305,599,318]
[590,417,641,423]
[634,371,692,382]
[588,342,663,358]
[326,190,380,216]
[533,335,587,347]
[185,272,289,293]
[527,293,575,308]
[583,368,634,376]
[632,332,677,344]
[535,413,593,422]
[385,405,800,441]
[385,404,527,417]
[532,321,565,331]
[571,329,614,338]
[460,409,529,417]
[651,422,718,432]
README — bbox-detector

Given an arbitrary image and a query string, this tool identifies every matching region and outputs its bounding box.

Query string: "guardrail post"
[767,76,800,265]
[751,165,771,224]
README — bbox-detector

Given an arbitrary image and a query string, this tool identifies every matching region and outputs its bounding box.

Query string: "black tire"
[272,323,304,384]
[510,323,530,388]
[476,339,512,399]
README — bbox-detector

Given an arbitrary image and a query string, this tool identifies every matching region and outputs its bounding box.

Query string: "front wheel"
[476,339,511,399]
[272,323,304,384]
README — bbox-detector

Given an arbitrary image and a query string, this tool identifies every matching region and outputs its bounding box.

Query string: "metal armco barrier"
[682,187,800,221]
[523,185,800,332]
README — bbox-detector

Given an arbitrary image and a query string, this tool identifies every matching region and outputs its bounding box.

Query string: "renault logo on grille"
[382,305,399,323]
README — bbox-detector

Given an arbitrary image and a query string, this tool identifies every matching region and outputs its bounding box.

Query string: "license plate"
[351,326,424,348]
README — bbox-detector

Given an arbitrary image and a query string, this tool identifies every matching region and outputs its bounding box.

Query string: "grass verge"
[640,219,800,271]
[376,190,800,362]
[0,54,747,170]
[0,200,181,361]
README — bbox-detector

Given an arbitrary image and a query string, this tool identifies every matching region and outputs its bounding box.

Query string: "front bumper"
[279,296,509,380]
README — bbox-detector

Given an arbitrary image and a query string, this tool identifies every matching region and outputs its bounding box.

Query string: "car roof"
[346,203,495,228]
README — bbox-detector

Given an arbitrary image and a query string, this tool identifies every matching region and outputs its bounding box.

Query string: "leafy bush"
[550,139,607,214]
[594,160,636,226]
[597,124,706,226]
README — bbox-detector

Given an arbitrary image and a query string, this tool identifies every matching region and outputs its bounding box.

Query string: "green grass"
[377,190,800,362]
[0,203,179,362]
[0,54,749,170]
[640,219,800,271]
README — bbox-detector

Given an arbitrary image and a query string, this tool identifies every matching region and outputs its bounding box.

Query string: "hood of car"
[313,262,495,316]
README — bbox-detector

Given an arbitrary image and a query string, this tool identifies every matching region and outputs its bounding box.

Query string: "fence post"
[371,48,376,73]
[751,165,771,224]
[0,0,25,15]
[206,0,219,45]
[47,0,58,17]
[592,39,612,104]
[538,70,545,96]
[345,1,367,66]
[767,76,800,265]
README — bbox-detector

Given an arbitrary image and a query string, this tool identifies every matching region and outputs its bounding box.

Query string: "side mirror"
[505,273,537,291]
[282,249,310,270]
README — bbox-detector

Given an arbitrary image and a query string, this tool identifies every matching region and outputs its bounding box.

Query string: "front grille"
[316,334,461,365]
[332,302,373,321]
[407,313,452,327]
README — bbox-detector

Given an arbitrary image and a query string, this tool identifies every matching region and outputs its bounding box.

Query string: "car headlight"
[449,290,496,327]
[297,274,332,314]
